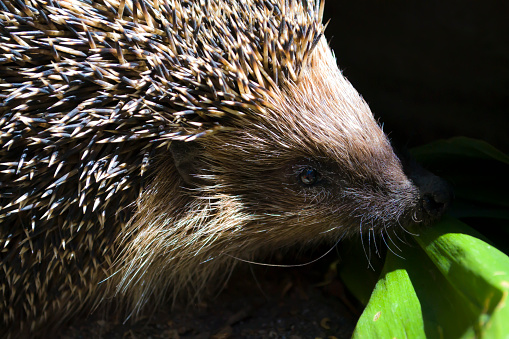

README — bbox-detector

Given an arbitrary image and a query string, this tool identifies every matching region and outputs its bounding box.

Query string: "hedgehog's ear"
[169,141,204,186]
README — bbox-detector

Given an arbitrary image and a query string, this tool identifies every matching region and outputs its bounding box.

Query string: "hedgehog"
[0,0,451,337]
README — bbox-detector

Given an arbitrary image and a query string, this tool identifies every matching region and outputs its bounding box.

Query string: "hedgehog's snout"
[414,171,453,222]
[420,180,452,218]
[397,151,452,223]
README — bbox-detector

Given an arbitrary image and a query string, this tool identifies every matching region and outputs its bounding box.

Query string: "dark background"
[323,1,509,151]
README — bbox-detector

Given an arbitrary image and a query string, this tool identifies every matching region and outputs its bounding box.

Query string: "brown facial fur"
[114,38,421,313]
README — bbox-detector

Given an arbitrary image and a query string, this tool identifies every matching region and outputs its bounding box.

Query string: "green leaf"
[352,217,509,338]
[337,241,383,305]
[448,201,509,220]
[350,138,509,337]
[351,257,426,339]
[411,137,509,165]
[413,217,509,338]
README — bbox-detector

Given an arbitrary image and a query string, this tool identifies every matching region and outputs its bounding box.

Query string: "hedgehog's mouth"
[405,165,453,226]
[344,173,451,234]
[412,177,452,226]
[395,151,453,226]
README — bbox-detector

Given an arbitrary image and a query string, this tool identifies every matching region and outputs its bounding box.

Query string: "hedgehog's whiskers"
[223,232,345,268]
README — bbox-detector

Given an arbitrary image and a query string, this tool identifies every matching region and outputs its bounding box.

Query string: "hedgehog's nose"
[400,154,453,223]
[419,177,452,219]
[422,189,450,217]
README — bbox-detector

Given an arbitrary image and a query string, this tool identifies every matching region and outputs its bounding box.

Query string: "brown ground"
[61,257,360,339]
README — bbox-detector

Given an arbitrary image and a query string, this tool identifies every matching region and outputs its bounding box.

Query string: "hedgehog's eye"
[299,168,321,185]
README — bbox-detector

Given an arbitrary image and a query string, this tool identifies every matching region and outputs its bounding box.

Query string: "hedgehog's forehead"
[263,99,393,172]
[262,40,392,165]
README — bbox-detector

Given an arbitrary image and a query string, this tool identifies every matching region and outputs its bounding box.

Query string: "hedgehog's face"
[116,38,451,308]
[191,131,419,250]
[170,40,450,251]
[182,123,449,252]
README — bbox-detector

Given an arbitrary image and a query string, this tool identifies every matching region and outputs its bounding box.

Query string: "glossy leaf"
[352,217,509,338]
[411,137,509,165]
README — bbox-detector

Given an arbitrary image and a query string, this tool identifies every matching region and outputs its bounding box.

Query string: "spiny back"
[0,0,323,335]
